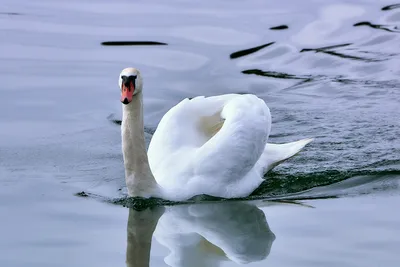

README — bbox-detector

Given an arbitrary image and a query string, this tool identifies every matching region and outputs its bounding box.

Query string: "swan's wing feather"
[194,95,271,182]
[147,94,238,172]
[148,94,271,199]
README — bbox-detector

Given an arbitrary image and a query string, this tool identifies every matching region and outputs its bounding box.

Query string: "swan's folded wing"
[147,94,239,174]
[193,94,271,182]
[148,94,272,199]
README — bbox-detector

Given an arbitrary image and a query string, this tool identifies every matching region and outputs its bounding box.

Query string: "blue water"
[0,0,399,266]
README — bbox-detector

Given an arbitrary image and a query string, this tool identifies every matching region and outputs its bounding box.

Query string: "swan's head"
[119,67,143,105]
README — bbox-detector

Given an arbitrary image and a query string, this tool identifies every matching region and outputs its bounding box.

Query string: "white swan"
[119,67,313,201]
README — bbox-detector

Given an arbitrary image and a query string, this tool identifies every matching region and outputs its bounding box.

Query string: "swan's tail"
[257,138,314,174]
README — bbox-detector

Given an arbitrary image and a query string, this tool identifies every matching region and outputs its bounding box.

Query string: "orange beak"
[121,81,135,104]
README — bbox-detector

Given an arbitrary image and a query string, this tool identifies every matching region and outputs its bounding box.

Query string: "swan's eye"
[121,75,137,81]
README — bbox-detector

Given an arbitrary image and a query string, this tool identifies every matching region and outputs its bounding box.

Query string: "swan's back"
[147,94,271,200]
[194,94,270,181]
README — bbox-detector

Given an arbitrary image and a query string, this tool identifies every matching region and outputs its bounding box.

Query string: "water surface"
[0,0,399,266]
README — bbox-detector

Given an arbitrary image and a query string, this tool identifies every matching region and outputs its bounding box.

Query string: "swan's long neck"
[122,91,159,197]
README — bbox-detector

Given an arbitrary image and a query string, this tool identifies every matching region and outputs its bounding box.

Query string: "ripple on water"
[291,4,367,46]
[171,26,260,45]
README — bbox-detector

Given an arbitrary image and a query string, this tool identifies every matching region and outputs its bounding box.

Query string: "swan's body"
[119,68,313,201]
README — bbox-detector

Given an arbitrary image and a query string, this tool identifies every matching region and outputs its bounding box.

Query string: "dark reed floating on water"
[382,4,400,11]
[354,21,400,33]
[270,25,288,30]
[230,42,275,59]
[101,41,168,46]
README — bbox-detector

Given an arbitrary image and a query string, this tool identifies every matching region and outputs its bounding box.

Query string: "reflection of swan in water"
[126,207,164,267]
[126,201,275,267]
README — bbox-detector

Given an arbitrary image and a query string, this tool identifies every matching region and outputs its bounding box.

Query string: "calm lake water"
[1,0,400,266]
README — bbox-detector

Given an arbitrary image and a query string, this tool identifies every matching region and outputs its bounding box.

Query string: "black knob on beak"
[122,98,130,105]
